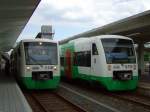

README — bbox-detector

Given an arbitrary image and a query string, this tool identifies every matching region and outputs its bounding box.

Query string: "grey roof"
[0,0,41,52]
[59,10,150,44]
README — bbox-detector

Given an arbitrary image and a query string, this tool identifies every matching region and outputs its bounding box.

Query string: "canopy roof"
[0,0,41,52]
[60,10,150,44]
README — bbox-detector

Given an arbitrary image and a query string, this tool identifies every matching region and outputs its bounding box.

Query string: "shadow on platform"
[0,71,15,83]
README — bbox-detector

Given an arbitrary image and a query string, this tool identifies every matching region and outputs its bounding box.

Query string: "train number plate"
[39,74,49,80]
[32,71,53,80]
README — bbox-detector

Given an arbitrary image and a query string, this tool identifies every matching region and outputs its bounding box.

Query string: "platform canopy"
[0,0,41,52]
[60,10,150,44]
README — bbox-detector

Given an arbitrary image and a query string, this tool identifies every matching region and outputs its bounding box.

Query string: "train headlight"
[53,66,57,70]
[39,42,42,45]
[107,65,112,71]
[26,66,31,71]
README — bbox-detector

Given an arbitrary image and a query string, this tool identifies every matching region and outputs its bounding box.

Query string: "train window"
[24,42,58,65]
[73,52,77,65]
[74,51,91,67]
[86,51,91,67]
[92,43,98,55]
[60,57,64,66]
[77,52,84,66]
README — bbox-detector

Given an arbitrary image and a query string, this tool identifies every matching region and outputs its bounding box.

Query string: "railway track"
[23,90,86,112]
[60,81,150,112]
[105,92,150,110]
[23,81,150,112]
[83,81,150,109]
[100,88,150,109]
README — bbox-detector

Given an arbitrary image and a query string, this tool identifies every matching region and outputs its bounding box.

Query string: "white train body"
[11,39,60,89]
[60,35,138,91]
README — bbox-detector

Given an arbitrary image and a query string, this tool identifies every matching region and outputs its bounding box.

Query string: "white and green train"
[11,39,60,89]
[60,35,138,91]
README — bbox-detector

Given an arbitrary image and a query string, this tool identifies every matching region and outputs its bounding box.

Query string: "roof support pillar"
[137,41,145,76]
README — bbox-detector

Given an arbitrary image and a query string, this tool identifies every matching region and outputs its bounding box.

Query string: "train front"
[101,37,138,91]
[22,41,60,89]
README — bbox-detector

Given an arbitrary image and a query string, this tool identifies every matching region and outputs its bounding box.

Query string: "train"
[10,38,60,89]
[60,35,138,91]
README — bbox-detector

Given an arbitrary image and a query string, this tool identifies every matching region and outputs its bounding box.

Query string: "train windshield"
[101,38,136,64]
[24,42,58,65]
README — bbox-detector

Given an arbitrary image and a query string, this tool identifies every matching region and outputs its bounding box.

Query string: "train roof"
[20,38,58,43]
[96,35,132,40]
[68,35,132,43]
[68,38,89,43]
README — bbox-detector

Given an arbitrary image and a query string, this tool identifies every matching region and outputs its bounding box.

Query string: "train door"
[91,43,100,76]
[65,49,72,79]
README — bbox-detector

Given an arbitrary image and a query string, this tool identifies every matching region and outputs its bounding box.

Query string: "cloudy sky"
[17,0,150,41]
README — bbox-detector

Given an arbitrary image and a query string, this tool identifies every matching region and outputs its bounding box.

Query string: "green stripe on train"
[90,75,138,91]
[21,76,60,89]
[81,74,138,91]
[62,67,138,91]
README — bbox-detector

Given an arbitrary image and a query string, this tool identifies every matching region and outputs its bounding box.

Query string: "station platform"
[0,73,32,112]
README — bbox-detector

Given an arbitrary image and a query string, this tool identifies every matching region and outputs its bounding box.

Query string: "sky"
[17,0,150,41]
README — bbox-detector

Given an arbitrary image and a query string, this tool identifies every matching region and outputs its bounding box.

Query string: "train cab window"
[92,43,98,55]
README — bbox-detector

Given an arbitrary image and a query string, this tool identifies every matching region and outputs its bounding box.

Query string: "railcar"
[11,39,60,89]
[60,35,138,91]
